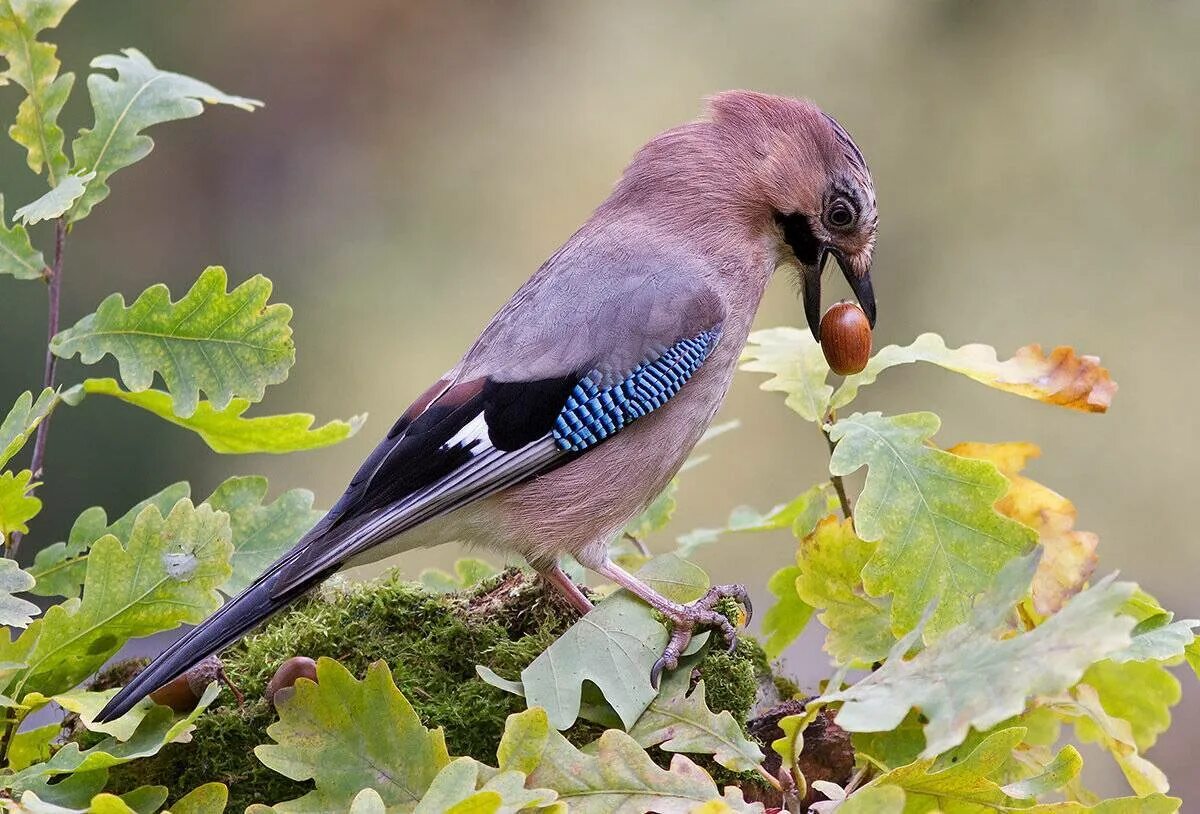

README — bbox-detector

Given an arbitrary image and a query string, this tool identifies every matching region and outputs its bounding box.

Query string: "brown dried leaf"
[832,334,1117,413]
[950,442,1099,615]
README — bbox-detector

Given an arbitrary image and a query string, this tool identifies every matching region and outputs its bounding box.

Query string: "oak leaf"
[828,412,1036,636]
[252,659,450,812]
[68,48,261,221]
[0,0,77,181]
[526,727,762,813]
[820,555,1136,758]
[51,268,295,418]
[949,442,1099,615]
[77,378,364,454]
[832,333,1116,413]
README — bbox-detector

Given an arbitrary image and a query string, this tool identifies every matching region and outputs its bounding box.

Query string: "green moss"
[106,569,570,811]
[772,673,802,700]
[697,638,763,724]
[99,569,769,811]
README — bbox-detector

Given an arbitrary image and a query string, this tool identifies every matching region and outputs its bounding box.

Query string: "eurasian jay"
[97,90,877,723]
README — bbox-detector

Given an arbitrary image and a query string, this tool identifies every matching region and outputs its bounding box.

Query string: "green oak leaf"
[9,789,166,814]
[796,517,894,665]
[496,707,551,775]
[122,786,169,814]
[821,555,1136,758]
[203,476,323,595]
[628,657,764,772]
[0,0,77,182]
[37,686,157,741]
[862,727,1152,812]
[760,565,812,659]
[68,48,261,221]
[770,704,823,797]
[14,170,93,224]
[410,759,496,814]
[1,500,232,699]
[740,326,832,423]
[1001,744,1083,800]
[165,783,228,814]
[828,411,1037,637]
[0,557,39,627]
[253,658,450,812]
[79,377,364,454]
[526,727,760,813]
[5,769,107,810]
[830,332,1117,414]
[1,388,58,468]
[8,786,169,814]
[1037,799,1182,813]
[30,477,322,600]
[8,723,58,772]
[518,554,711,730]
[28,481,190,598]
[1107,615,1199,664]
[676,482,836,559]
[52,268,295,418]
[343,789,385,814]
[0,195,45,279]
[1079,660,1179,753]
[853,707,1063,777]
[418,557,499,594]
[5,686,218,798]
[411,757,557,814]
[0,469,41,536]
[837,785,907,813]
[1054,683,1171,797]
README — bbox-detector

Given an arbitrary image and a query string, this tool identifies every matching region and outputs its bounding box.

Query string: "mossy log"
[90,569,783,812]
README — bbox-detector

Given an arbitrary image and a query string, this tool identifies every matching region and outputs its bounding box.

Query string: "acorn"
[149,654,223,713]
[819,301,872,375]
[265,656,319,706]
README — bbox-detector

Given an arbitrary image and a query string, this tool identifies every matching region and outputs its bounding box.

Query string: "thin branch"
[622,532,651,558]
[7,217,67,558]
[822,410,853,521]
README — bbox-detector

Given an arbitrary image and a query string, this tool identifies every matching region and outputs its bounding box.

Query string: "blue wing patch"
[552,329,721,452]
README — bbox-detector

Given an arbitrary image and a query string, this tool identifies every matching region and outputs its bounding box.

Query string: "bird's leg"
[533,560,594,616]
[591,558,752,687]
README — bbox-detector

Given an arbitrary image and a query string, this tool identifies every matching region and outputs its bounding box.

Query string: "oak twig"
[7,217,67,558]
[822,410,852,521]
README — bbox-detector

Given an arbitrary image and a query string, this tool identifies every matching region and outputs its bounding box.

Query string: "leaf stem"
[822,409,852,521]
[7,217,67,558]
[756,764,784,792]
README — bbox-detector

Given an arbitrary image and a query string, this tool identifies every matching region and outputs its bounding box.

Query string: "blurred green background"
[2,0,1197,797]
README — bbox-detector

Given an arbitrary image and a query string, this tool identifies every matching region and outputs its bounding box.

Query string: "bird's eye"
[825,199,857,230]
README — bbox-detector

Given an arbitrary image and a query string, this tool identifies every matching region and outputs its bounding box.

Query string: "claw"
[652,627,691,688]
[650,657,666,689]
[648,584,752,688]
[708,583,753,625]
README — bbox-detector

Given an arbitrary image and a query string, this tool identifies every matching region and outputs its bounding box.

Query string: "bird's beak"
[802,246,876,342]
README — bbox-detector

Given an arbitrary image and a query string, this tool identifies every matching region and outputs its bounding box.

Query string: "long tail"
[93,543,329,723]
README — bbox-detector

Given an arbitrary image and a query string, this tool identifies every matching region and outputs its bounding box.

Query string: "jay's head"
[710,91,878,340]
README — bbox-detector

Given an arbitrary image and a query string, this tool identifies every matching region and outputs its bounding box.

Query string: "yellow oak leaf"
[950,442,1098,615]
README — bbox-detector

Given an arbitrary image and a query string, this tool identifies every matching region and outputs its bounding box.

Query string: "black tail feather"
[93,554,325,723]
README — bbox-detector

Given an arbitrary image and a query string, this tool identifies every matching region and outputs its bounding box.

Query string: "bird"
[96,90,877,723]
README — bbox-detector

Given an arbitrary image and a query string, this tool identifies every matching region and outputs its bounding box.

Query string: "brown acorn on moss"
[149,654,223,713]
[265,656,319,706]
[819,301,872,375]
